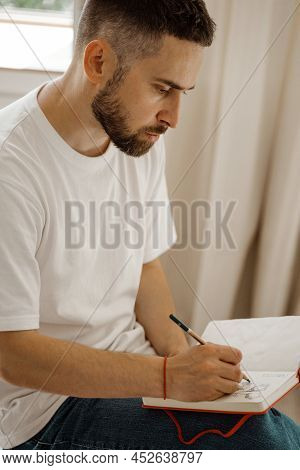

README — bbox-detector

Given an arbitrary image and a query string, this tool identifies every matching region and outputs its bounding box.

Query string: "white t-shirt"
[0,81,177,449]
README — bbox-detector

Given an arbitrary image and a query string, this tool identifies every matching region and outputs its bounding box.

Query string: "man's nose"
[157,94,181,129]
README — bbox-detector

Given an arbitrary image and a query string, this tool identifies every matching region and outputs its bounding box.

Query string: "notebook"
[142,316,300,414]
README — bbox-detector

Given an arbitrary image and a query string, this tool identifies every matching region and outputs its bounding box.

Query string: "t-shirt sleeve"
[0,180,43,331]
[143,136,177,264]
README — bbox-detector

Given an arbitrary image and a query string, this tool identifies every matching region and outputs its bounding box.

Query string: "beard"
[91,68,167,157]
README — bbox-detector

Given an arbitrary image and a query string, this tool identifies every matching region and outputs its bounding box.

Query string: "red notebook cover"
[141,370,300,445]
[142,377,300,415]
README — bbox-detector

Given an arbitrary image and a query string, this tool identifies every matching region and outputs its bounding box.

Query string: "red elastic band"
[164,410,253,445]
[163,355,168,400]
[161,353,253,445]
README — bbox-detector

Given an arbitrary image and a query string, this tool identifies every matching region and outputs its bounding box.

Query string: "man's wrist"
[165,341,190,357]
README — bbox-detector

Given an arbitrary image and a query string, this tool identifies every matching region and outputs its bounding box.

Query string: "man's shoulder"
[0,93,45,201]
[0,95,31,153]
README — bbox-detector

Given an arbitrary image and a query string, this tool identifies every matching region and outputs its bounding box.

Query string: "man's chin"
[129,143,155,158]
[112,137,158,158]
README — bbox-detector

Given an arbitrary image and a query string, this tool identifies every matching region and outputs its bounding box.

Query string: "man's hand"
[166,342,243,402]
[167,344,191,357]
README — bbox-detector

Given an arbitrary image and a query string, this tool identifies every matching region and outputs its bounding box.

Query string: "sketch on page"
[231,382,270,400]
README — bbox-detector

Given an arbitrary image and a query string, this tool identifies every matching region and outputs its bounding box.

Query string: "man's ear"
[83,38,118,86]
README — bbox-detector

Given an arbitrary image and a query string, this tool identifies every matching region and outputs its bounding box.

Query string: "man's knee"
[245,409,300,450]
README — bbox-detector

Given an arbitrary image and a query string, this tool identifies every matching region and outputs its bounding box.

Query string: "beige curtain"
[162,0,300,421]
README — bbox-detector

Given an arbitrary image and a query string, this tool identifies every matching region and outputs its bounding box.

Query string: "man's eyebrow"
[153,78,196,91]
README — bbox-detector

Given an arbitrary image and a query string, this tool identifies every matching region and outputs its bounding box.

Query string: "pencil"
[169,313,251,383]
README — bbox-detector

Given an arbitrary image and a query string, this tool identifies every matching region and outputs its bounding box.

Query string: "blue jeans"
[12,397,300,450]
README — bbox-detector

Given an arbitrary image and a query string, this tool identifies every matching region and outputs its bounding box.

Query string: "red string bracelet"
[163,354,168,400]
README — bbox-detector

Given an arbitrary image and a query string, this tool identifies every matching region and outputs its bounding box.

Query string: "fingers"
[215,377,242,395]
[210,390,225,401]
[217,361,243,383]
[207,343,243,365]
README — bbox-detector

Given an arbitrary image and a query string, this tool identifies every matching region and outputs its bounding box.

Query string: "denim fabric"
[11,397,300,450]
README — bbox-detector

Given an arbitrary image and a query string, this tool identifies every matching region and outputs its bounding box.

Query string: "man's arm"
[134,258,190,357]
[0,330,164,399]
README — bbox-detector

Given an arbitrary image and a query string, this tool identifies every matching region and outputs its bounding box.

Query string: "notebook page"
[225,371,296,404]
[201,316,300,371]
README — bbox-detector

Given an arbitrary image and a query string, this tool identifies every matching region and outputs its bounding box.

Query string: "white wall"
[0,68,61,109]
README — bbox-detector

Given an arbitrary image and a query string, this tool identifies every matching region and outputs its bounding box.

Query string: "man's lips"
[145,132,161,142]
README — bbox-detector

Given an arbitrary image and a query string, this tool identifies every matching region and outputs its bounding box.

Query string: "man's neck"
[37,76,110,157]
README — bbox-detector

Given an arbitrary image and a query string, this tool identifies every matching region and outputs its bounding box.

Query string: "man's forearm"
[1,331,164,399]
[135,259,190,356]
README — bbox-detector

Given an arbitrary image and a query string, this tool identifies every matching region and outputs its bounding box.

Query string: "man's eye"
[159,89,188,96]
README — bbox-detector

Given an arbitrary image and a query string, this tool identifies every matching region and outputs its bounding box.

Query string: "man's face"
[91,35,204,157]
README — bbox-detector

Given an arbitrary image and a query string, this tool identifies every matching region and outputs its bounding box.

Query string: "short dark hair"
[74,0,216,67]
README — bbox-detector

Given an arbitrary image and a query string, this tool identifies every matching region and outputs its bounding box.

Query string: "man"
[0,0,299,450]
